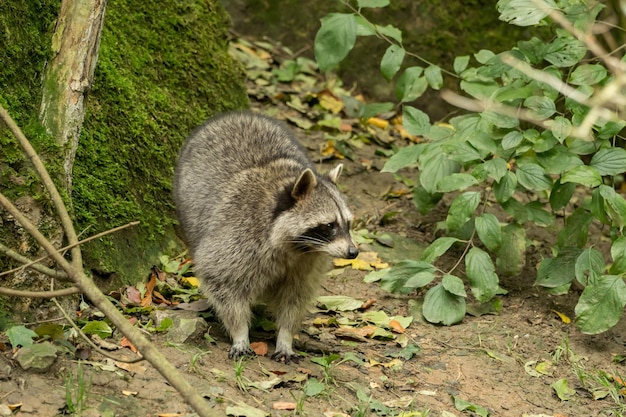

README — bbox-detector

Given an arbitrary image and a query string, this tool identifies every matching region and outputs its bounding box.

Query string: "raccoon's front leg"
[210,294,253,359]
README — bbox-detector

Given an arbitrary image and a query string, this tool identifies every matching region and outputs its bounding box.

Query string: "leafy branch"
[316,0,626,333]
[0,104,219,417]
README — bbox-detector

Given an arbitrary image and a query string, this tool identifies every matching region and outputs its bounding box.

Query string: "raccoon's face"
[271,166,358,260]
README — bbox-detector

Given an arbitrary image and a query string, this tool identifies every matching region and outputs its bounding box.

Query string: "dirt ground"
[2,33,626,417]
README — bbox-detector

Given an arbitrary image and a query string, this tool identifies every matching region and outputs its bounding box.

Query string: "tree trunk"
[39,0,107,193]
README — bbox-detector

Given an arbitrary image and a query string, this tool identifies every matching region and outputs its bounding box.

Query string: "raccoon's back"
[173,111,314,250]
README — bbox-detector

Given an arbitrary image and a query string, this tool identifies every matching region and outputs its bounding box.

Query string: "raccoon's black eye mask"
[303,221,339,243]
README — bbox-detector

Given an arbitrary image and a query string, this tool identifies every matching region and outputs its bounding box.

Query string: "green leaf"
[546,116,572,142]
[375,24,402,43]
[317,295,364,311]
[442,274,467,297]
[381,144,423,172]
[380,260,436,294]
[575,275,626,334]
[359,101,394,119]
[497,0,557,26]
[537,145,583,175]
[493,171,517,203]
[549,180,576,211]
[395,67,427,102]
[453,395,490,417]
[551,378,576,401]
[516,163,552,191]
[412,186,443,215]
[436,173,479,192]
[475,213,502,252]
[354,16,376,36]
[304,378,326,397]
[357,0,390,7]
[420,237,460,263]
[422,283,466,325]
[495,224,526,276]
[575,248,605,286]
[314,13,357,72]
[569,64,607,86]
[590,148,626,176]
[402,106,431,136]
[610,236,626,275]
[482,158,508,182]
[6,325,39,347]
[524,96,556,120]
[561,165,602,187]
[474,49,495,64]
[418,145,460,194]
[526,201,554,226]
[453,55,470,74]
[599,185,626,230]
[424,65,443,89]
[556,207,593,249]
[501,131,523,150]
[591,187,611,225]
[544,36,587,68]
[82,320,113,339]
[446,191,481,231]
[380,44,405,81]
[465,247,499,302]
[535,248,582,288]
[459,80,499,99]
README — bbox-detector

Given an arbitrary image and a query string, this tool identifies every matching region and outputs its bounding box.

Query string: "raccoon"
[173,111,358,363]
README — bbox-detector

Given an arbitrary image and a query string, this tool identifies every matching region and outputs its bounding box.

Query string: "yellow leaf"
[181,276,200,287]
[334,251,388,270]
[318,94,344,114]
[333,258,354,267]
[551,309,571,324]
[366,117,389,129]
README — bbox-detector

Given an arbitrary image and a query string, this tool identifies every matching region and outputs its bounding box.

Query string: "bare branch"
[0,286,80,298]
[0,242,68,279]
[0,221,139,279]
[0,104,82,269]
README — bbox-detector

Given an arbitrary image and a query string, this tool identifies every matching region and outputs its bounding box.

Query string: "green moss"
[1,0,248,284]
[73,0,248,282]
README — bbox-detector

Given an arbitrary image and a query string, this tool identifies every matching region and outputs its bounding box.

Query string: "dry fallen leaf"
[114,361,147,375]
[388,319,406,334]
[122,390,138,396]
[120,336,138,353]
[366,117,389,129]
[551,309,571,324]
[250,341,268,356]
[360,298,376,310]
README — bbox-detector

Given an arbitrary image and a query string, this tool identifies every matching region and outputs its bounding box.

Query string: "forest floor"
[2,39,626,417]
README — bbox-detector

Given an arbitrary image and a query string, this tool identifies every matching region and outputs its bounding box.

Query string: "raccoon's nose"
[346,245,359,259]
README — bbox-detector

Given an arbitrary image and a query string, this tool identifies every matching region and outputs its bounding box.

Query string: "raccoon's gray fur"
[173,111,358,363]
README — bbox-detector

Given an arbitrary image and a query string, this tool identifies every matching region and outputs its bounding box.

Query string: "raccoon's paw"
[228,343,253,360]
[271,349,301,364]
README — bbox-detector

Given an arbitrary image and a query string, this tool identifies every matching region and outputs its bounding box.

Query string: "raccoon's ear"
[327,164,343,184]
[292,168,317,200]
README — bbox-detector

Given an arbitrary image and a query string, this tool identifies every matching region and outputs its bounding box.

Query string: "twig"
[0,104,82,269]
[0,221,139,279]
[0,286,80,298]
[0,242,68,279]
[51,297,145,364]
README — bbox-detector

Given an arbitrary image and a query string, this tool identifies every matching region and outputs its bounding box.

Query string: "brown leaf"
[388,319,406,334]
[120,336,138,353]
[360,298,377,310]
[140,273,157,307]
[114,361,146,375]
[125,286,142,305]
[250,341,268,356]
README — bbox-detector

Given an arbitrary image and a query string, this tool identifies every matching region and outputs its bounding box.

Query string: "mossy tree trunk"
[39,0,107,193]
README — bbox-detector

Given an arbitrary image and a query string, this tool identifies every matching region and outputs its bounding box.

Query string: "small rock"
[0,403,12,417]
[151,310,209,344]
[0,356,11,380]
[14,342,58,372]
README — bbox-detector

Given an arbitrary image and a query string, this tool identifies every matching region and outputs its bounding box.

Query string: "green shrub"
[315,0,626,334]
